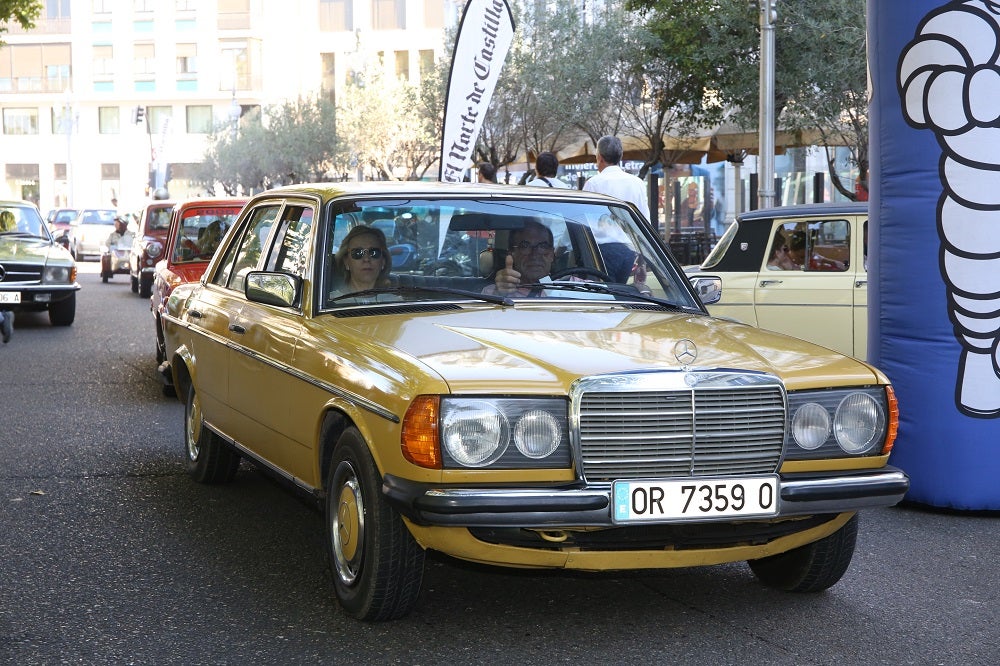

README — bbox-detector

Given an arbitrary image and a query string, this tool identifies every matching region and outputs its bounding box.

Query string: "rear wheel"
[139,273,153,298]
[48,293,76,326]
[184,383,239,484]
[130,274,139,293]
[748,515,858,592]
[325,427,424,621]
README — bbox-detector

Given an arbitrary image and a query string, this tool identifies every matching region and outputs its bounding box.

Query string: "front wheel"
[325,427,425,621]
[130,273,139,293]
[139,273,153,298]
[184,383,239,484]
[748,514,858,593]
[48,293,75,326]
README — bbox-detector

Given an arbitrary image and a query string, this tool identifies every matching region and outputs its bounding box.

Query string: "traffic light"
[132,105,146,124]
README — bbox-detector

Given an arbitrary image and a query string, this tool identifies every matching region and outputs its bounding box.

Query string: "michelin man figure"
[899,0,1000,417]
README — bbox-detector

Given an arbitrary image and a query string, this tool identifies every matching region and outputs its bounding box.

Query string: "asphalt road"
[2,262,998,665]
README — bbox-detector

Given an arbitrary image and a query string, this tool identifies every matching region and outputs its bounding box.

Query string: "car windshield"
[79,209,117,225]
[147,206,174,231]
[0,204,49,239]
[320,197,701,311]
[171,207,242,263]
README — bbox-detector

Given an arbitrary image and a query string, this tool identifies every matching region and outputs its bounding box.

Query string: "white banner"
[438,0,515,182]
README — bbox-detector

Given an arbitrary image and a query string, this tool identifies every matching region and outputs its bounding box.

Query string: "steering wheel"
[551,266,613,283]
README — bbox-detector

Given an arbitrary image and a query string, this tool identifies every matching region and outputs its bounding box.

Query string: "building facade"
[0,0,455,212]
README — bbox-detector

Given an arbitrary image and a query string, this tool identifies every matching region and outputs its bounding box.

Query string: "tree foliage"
[197,96,338,195]
[0,0,41,46]
[627,0,868,198]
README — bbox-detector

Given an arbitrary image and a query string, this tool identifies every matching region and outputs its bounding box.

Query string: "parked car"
[68,208,118,260]
[159,183,906,621]
[46,208,79,251]
[686,202,869,358]
[130,199,175,298]
[0,200,80,326]
[151,197,247,369]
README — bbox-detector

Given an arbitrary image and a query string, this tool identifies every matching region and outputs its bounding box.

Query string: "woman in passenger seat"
[329,225,394,303]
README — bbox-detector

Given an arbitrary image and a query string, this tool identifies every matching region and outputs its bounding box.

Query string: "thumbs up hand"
[494,253,522,295]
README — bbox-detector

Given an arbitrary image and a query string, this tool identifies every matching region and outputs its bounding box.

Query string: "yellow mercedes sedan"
[159,183,906,621]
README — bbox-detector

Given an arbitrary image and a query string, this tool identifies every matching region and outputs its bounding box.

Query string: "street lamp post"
[758,0,777,210]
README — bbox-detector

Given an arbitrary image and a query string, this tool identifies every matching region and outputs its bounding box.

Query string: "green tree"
[627,0,869,199]
[0,0,41,46]
[198,96,338,194]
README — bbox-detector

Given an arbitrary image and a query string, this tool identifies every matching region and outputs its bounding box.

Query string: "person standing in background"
[528,152,570,188]
[477,162,498,184]
[583,136,650,220]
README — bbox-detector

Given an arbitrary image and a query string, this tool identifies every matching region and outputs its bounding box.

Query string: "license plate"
[0,292,20,304]
[612,475,778,523]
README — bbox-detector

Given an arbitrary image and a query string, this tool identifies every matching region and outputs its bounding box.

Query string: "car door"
[186,203,283,440]
[853,216,869,360]
[754,216,860,357]
[225,200,314,475]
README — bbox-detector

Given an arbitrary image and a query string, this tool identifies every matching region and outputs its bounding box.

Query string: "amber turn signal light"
[402,395,441,469]
[882,385,899,455]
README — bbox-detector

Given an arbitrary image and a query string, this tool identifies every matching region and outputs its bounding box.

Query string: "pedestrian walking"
[583,135,650,220]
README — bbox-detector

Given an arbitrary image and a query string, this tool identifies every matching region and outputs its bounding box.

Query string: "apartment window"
[146,105,173,133]
[93,45,114,77]
[134,43,155,77]
[394,50,409,81]
[99,106,120,134]
[134,0,155,12]
[176,43,197,75]
[319,0,352,31]
[321,53,336,101]
[186,105,212,134]
[51,106,71,134]
[220,40,256,91]
[372,0,405,30]
[175,0,197,10]
[419,49,435,79]
[93,0,114,14]
[3,108,39,135]
[0,44,70,93]
[46,0,71,19]
[424,0,443,29]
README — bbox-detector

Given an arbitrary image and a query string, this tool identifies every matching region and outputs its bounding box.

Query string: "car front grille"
[0,262,42,284]
[574,372,786,482]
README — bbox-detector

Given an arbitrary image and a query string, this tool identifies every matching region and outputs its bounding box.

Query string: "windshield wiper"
[521,280,699,311]
[329,286,514,307]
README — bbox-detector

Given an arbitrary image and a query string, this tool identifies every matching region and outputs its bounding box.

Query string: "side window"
[766,223,802,271]
[265,204,314,277]
[212,204,281,291]
[765,220,850,272]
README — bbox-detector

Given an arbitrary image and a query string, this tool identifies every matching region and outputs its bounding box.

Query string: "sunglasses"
[349,247,383,260]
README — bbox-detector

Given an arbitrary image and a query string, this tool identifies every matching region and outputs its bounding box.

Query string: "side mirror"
[689,276,722,305]
[245,271,300,308]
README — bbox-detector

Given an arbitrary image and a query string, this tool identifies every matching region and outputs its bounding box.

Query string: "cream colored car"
[160,185,904,621]
[688,202,869,359]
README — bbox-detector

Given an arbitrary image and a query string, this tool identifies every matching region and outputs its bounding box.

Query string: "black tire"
[48,293,76,326]
[748,514,858,593]
[325,427,425,621]
[139,273,153,298]
[184,383,239,484]
[130,274,139,293]
[101,274,109,283]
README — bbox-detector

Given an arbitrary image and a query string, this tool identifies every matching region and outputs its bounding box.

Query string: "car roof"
[738,201,867,222]
[252,180,620,205]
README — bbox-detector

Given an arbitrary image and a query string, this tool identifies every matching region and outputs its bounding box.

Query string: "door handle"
[229,324,246,334]
[759,280,783,286]
[855,280,868,288]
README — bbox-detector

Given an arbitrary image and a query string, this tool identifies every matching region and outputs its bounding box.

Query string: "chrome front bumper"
[383,467,909,527]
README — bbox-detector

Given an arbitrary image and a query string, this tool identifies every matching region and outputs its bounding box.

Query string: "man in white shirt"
[527,151,570,188]
[583,135,650,220]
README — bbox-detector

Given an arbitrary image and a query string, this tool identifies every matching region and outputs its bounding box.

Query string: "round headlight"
[791,402,831,450]
[834,392,884,454]
[441,401,508,467]
[146,241,163,259]
[513,410,561,459]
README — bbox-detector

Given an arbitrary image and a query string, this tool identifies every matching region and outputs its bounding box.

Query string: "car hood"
[336,306,881,393]
[0,235,73,264]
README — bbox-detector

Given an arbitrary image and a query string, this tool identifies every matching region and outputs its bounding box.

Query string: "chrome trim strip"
[205,420,320,497]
